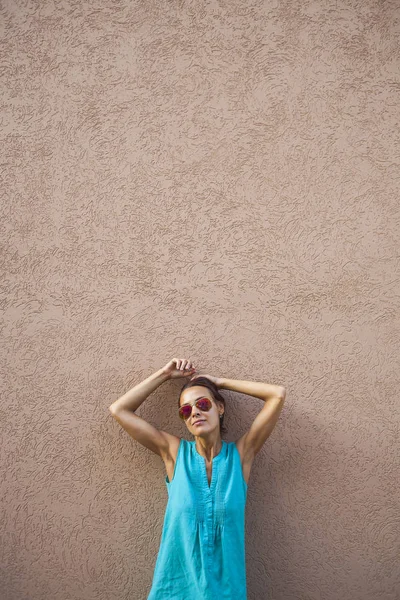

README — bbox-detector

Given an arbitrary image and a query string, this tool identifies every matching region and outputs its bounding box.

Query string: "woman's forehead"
[180,386,212,406]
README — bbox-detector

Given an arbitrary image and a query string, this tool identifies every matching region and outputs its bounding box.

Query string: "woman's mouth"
[193,420,205,426]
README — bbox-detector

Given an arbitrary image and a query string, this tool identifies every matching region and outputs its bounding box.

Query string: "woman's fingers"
[175,358,196,372]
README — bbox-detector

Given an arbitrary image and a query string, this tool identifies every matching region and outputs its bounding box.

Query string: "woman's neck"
[195,436,222,461]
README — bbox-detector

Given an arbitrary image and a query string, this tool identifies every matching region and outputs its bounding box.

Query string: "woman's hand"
[189,373,223,389]
[162,358,197,380]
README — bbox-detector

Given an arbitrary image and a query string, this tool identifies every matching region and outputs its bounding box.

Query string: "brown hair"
[179,376,227,435]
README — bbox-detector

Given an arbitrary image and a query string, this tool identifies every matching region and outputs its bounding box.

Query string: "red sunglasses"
[179,397,212,421]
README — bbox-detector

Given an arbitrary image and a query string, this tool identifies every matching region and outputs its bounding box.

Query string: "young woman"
[109,358,286,600]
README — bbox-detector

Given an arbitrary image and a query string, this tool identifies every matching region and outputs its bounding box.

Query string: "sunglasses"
[178,397,212,421]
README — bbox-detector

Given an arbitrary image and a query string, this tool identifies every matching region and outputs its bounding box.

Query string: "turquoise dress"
[147,438,248,600]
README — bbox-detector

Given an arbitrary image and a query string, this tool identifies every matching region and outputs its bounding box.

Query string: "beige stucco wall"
[2,1,399,599]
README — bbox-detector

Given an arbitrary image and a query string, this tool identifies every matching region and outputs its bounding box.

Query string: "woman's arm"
[219,377,285,401]
[108,368,177,458]
[219,377,286,459]
[108,359,195,458]
[109,368,169,413]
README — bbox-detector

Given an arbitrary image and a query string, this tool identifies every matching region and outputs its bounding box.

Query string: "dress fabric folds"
[147,438,248,600]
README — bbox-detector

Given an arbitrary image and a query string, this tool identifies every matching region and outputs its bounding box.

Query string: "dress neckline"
[191,439,226,461]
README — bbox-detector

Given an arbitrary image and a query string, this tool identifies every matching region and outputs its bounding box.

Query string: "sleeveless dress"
[147,438,248,600]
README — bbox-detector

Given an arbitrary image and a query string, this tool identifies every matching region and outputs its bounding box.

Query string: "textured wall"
[2,0,400,599]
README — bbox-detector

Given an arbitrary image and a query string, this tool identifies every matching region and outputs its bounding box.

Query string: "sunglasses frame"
[178,397,213,421]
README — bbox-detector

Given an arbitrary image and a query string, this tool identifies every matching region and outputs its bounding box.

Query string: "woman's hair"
[179,376,227,435]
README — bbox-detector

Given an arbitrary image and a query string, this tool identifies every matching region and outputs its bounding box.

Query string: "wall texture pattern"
[2,0,400,599]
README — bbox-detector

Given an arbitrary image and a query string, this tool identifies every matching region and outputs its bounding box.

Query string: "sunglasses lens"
[197,398,211,411]
[179,406,192,420]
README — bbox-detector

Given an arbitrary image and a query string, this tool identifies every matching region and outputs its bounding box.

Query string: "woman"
[109,358,286,600]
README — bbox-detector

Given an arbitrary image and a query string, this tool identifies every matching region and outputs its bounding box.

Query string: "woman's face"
[179,386,223,435]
